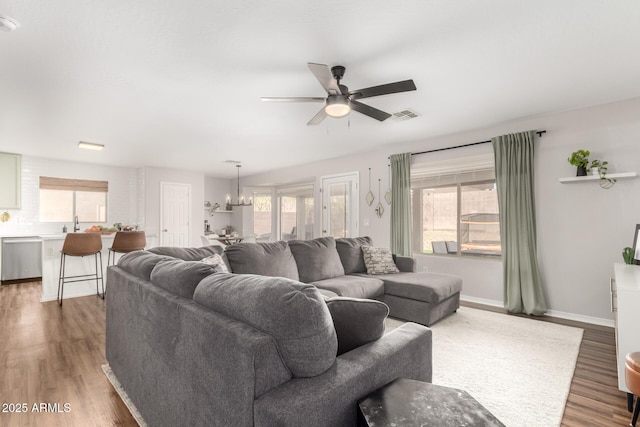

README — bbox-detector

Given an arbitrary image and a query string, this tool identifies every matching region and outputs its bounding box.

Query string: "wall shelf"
[559,171,637,183]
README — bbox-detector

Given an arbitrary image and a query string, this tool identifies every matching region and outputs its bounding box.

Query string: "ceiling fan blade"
[349,99,391,121]
[307,107,327,126]
[349,79,416,100]
[261,97,325,103]
[307,63,342,96]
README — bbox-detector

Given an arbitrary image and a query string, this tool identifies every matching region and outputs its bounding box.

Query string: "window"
[277,185,314,241]
[252,191,273,241]
[411,155,500,257]
[39,177,108,223]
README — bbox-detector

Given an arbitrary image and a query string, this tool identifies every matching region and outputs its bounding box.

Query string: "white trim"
[460,294,614,328]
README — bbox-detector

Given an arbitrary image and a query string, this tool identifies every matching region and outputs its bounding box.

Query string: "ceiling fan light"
[325,96,350,118]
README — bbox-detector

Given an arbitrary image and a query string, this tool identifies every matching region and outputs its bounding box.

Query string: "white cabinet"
[613,263,640,393]
[0,152,21,209]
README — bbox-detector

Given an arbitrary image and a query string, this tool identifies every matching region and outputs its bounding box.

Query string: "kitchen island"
[40,233,115,302]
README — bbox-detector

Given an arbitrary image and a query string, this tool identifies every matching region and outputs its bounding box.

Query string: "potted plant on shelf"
[589,159,617,189]
[567,149,590,176]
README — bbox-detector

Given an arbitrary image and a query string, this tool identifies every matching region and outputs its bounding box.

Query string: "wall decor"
[375,179,384,218]
[365,168,375,206]
[384,164,392,205]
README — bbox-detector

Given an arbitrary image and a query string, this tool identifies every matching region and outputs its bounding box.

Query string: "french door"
[321,172,359,238]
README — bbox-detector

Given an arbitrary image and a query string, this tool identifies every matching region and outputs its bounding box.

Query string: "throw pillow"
[201,254,229,273]
[288,237,345,283]
[324,297,389,355]
[362,246,400,275]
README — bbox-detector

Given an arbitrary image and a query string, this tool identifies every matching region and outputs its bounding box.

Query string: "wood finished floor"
[0,281,633,426]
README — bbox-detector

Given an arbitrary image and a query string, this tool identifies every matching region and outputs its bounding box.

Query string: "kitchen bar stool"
[626,352,640,426]
[57,232,104,307]
[107,231,146,266]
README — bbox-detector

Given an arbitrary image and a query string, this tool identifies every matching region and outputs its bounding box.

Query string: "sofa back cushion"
[224,241,299,280]
[288,237,345,283]
[117,251,174,281]
[148,245,223,261]
[335,236,373,274]
[150,259,218,299]
[193,273,337,378]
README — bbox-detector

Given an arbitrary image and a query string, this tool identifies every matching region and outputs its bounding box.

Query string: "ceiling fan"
[261,63,417,126]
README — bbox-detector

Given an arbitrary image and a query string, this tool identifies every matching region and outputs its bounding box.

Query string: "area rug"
[386,307,583,427]
[102,364,147,427]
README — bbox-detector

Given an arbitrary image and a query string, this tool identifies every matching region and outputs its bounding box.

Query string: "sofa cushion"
[362,246,400,275]
[148,245,222,261]
[193,273,337,378]
[372,272,463,304]
[224,241,299,280]
[117,251,174,281]
[325,297,389,355]
[335,236,373,274]
[288,237,345,283]
[312,275,384,299]
[151,259,218,299]
[201,254,229,273]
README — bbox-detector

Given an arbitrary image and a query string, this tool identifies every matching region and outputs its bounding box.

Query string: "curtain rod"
[410,130,546,156]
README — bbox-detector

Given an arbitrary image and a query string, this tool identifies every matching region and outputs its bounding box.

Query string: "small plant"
[567,150,591,168]
[589,159,616,189]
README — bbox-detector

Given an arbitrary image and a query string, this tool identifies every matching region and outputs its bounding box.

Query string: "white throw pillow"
[201,254,229,273]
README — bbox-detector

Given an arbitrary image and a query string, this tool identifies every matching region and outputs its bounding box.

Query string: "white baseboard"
[460,295,614,328]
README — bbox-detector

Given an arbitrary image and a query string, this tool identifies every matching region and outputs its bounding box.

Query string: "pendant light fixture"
[225,164,252,209]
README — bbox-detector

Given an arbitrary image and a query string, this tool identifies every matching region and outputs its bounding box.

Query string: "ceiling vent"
[223,160,242,164]
[0,15,20,32]
[391,109,419,121]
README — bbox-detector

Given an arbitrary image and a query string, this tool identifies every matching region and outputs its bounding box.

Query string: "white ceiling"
[1,1,640,178]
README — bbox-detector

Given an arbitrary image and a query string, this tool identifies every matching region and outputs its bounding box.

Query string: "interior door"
[321,173,358,238]
[160,182,191,246]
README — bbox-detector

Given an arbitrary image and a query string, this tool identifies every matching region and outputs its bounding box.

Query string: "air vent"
[391,109,419,121]
[223,160,242,164]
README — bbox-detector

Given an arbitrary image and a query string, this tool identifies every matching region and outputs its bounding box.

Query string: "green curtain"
[492,131,547,315]
[390,153,412,256]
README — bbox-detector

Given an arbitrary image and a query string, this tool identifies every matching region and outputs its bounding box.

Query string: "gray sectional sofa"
[105,237,462,426]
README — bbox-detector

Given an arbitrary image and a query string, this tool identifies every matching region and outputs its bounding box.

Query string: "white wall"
[238,97,640,324]
[0,156,136,236]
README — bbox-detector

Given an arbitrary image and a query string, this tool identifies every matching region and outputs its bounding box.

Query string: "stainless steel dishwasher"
[1,237,43,281]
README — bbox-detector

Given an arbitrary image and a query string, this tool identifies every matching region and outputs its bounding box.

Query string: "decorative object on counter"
[85,225,118,235]
[375,179,384,218]
[589,159,617,189]
[62,225,67,233]
[365,168,375,206]
[623,247,635,265]
[1,211,10,222]
[385,164,392,205]
[226,164,253,209]
[633,224,640,266]
[567,149,590,176]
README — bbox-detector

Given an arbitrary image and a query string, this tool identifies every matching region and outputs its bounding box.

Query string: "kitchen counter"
[40,233,115,302]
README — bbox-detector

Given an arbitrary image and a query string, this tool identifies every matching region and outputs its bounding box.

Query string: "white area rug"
[387,307,583,427]
[102,364,147,427]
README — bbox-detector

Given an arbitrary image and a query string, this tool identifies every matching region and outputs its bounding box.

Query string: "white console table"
[612,263,640,393]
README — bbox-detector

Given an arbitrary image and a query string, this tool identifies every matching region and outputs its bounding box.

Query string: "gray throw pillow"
[362,246,400,275]
[224,241,299,280]
[288,237,345,283]
[335,236,373,274]
[193,273,337,378]
[325,297,389,355]
[151,259,217,299]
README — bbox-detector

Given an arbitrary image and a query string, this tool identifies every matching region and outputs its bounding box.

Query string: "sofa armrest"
[254,322,432,427]
[393,254,416,272]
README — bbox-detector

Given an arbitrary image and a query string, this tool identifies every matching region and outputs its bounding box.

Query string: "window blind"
[39,176,108,192]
